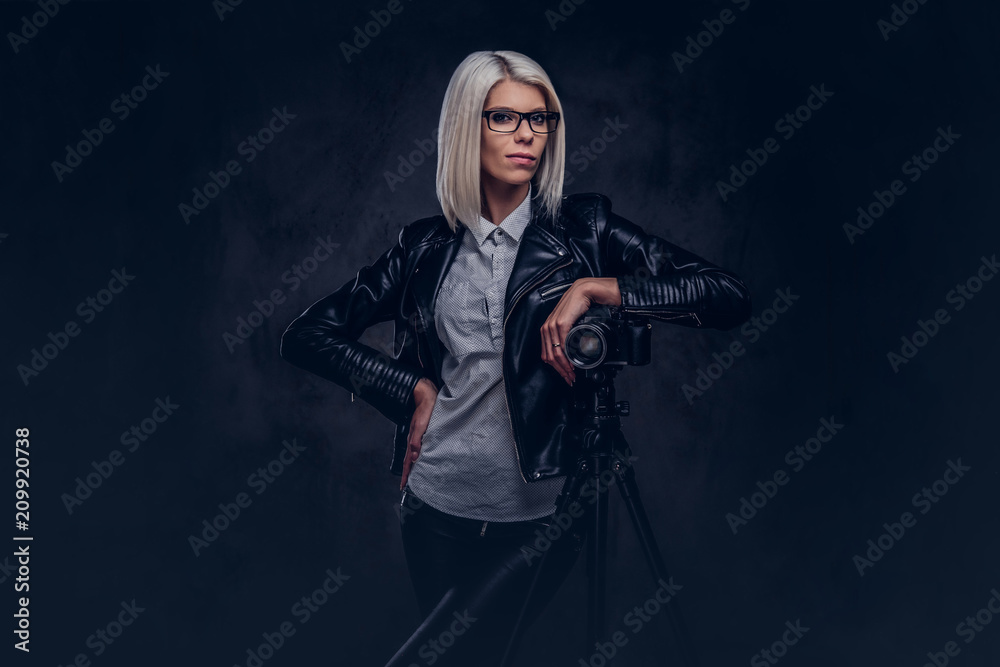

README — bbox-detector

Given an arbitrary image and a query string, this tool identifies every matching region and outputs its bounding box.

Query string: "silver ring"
[552,342,561,348]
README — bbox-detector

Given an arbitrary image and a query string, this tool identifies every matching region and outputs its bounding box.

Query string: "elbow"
[706,275,752,332]
[278,322,305,364]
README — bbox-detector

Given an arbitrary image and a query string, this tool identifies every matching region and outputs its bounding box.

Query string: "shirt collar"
[469,184,533,247]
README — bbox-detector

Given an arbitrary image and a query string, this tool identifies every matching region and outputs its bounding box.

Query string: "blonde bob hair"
[435,50,566,231]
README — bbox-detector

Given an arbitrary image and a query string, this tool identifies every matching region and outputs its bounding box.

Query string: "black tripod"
[499,362,702,667]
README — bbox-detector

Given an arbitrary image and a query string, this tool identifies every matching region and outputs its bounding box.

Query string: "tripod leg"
[611,444,702,667]
[497,461,592,667]
[587,457,609,646]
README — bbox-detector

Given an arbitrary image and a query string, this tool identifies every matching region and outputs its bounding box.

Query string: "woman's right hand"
[400,377,438,491]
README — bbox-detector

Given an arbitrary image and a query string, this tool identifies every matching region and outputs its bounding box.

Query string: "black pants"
[384,486,585,667]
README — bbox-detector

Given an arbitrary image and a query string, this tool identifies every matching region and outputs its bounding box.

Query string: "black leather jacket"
[279,193,751,482]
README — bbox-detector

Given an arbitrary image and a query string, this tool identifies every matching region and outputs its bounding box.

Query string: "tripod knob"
[617,401,630,416]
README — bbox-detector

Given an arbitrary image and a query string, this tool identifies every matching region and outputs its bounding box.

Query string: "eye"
[490,111,515,125]
[529,112,548,124]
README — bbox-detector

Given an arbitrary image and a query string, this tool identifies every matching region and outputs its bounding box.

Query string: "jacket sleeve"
[598,199,752,331]
[279,227,423,426]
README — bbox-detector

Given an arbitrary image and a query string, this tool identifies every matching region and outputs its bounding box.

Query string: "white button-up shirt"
[405,186,565,521]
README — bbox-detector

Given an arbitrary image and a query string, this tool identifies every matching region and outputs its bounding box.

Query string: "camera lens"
[566,324,607,369]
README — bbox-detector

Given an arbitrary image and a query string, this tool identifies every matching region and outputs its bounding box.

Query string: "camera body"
[564,305,651,370]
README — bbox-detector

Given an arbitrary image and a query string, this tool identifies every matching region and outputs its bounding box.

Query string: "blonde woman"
[280,50,751,665]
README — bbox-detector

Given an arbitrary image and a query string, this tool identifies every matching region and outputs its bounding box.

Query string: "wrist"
[583,277,622,307]
[414,377,436,399]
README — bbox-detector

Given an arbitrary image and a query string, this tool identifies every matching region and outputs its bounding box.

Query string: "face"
[480,79,550,190]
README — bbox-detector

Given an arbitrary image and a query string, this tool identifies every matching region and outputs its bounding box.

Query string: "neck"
[481,176,530,225]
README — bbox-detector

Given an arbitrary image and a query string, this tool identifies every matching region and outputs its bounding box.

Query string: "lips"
[506,153,536,165]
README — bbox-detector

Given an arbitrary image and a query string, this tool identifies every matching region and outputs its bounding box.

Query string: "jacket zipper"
[538,280,574,300]
[415,305,428,369]
[502,256,573,483]
[413,329,424,369]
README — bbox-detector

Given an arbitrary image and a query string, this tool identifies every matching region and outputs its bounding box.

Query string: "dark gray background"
[3,0,999,665]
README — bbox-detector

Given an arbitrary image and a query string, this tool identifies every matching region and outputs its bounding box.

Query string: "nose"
[514,117,535,143]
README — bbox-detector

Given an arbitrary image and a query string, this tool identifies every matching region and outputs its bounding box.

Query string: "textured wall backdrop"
[3,0,999,665]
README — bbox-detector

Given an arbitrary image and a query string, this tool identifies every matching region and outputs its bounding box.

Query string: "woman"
[280,50,751,666]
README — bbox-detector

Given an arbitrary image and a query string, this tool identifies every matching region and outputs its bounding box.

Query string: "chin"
[483,164,538,188]
[503,170,536,186]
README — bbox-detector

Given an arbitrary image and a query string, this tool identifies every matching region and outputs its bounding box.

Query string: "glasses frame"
[481,109,561,134]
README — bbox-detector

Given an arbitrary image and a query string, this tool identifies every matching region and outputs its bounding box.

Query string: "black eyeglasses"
[482,109,560,134]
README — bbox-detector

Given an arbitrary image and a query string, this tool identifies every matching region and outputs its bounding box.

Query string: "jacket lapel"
[411,225,464,381]
[503,208,571,323]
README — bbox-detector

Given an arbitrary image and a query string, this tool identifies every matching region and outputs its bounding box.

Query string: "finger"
[549,324,575,381]
[539,323,557,373]
[540,322,554,365]
[543,314,568,368]
[401,411,419,489]
[542,302,579,384]
[401,437,421,487]
[542,325,572,384]
[552,326,572,374]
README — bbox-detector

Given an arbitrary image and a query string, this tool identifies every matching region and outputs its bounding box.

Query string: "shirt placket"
[487,228,505,344]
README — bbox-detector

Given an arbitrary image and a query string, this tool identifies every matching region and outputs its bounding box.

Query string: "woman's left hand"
[540,277,622,387]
